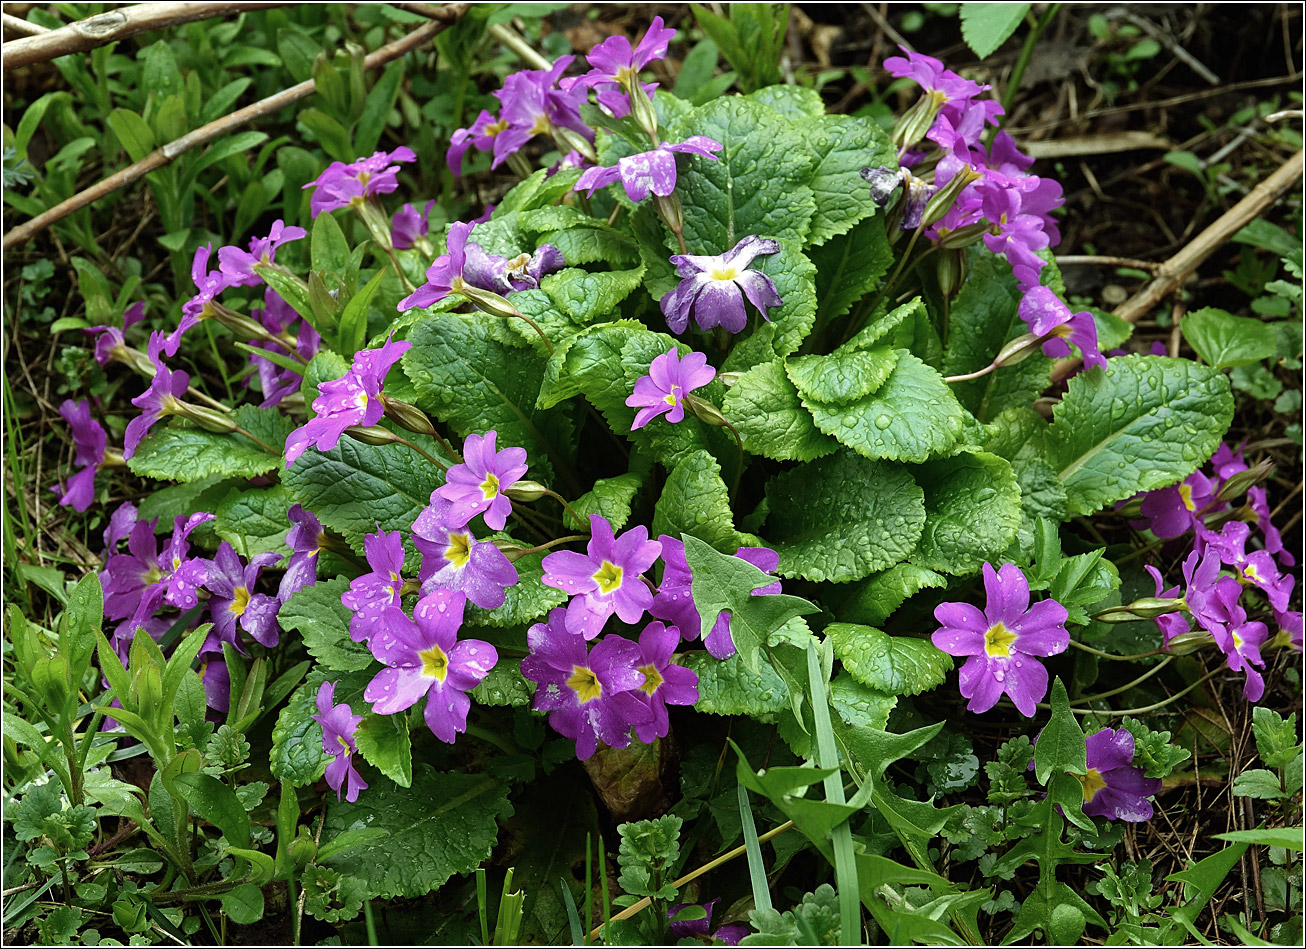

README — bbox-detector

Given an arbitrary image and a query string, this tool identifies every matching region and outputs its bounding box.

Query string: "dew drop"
[874,414,892,430]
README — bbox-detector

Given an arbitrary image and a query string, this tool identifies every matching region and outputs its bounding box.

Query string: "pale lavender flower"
[630,621,699,743]
[364,591,497,744]
[279,503,327,602]
[1017,286,1106,370]
[541,515,662,640]
[492,57,592,168]
[85,301,146,366]
[860,165,937,229]
[312,681,368,802]
[218,219,307,287]
[1202,521,1293,612]
[341,527,407,644]
[435,430,529,531]
[52,399,107,512]
[124,332,189,460]
[574,137,722,202]
[447,110,511,177]
[391,200,436,250]
[1143,565,1189,645]
[412,496,519,610]
[660,235,782,334]
[165,246,235,357]
[626,347,715,429]
[931,562,1069,717]
[303,147,416,217]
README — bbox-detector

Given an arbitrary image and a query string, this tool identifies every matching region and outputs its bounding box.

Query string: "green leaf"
[405,311,573,482]
[722,359,839,462]
[464,552,566,628]
[470,661,533,707]
[680,652,790,718]
[1212,827,1304,852]
[1166,840,1249,906]
[107,109,155,162]
[837,564,948,626]
[959,3,1032,57]
[354,713,412,788]
[541,267,645,325]
[127,407,292,482]
[786,346,898,405]
[1181,307,1280,369]
[741,238,820,360]
[338,266,388,358]
[669,97,816,252]
[566,473,642,532]
[1048,355,1235,517]
[746,84,826,118]
[214,484,293,559]
[270,676,332,784]
[63,572,102,681]
[802,351,967,463]
[282,435,448,552]
[172,772,251,848]
[321,765,512,899]
[910,451,1021,576]
[765,452,926,582]
[1033,679,1085,784]
[828,624,951,697]
[829,674,897,730]
[221,883,265,925]
[682,534,819,675]
[311,210,352,276]
[809,215,896,326]
[652,450,737,552]
[278,578,374,672]
[1251,707,1300,770]
[804,116,897,245]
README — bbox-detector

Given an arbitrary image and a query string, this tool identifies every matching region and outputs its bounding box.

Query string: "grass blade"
[560,876,585,946]
[737,782,773,915]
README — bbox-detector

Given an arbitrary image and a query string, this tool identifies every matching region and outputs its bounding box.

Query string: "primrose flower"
[218,219,306,287]
[283,334,409,466]
[198,635,231,714]
[164,246,235,357]
[1203,521,1293,612]
[520,608,652,759]
[1208,583,1269,702]
[101,511,214,644]
[667,899,749,946]
[86,301,146,366]
[574,136,722,202]
[542,515,663,640]
[626,347,716,430]
[52,399,108,512]
[492,57,592,167]
[1017,286,1106,370]
[1143,565,1189,645]
[577,15,674,90]
[364,591,498,744]
[397,222,477,311]
[661,235,783,335]
[279,504,327,602]
[650,537,781,660]
[447,109,511,176]
[931,562,1069,717]
[1138,470,1216,539]
[341,527,407,644]
[124,333,189,460]
[312,681,368,803]
[413,496,519,610]
[1247,486,1293,566]
[1064,728,1163,822]
[1178,547,1243,642]
[884,46,1003,152]
[203,543,282,649]
[391,200,436,250]
[303,146,416,217]
[631,621,699,743]
[435,430,529,531]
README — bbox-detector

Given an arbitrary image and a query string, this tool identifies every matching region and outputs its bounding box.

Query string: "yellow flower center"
[529,113,552,136]
[143,566,164,585]
[481,472,501,500]
[505,252,531,277]
[662,384,681,407]
[486,118,510,137]
[1233,629,1244,651]
[230,587,250,617]
[709,266,738,282]
[336,735,352,756]
[420,645,449,682]
[1076,768,1108,802]
[355,390,370,412]
[445,532,473,569]
[568,665,602,704]
[592,560,623,595]
[1178,482,1195,512]
[1242,563,1261,584]
[984,622,1017,659]
[637,663,664,697]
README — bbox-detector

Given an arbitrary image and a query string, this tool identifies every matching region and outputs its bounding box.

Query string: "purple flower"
[279,504,327,601]
[284,334,409,466]
[124,332,189,459]
[931,562,1069,717]
[363,591,497,743]
[1247,486,1293,566]
[85,301,146,366]
[660,235,783,335]
[165,245,235,357]
[1179,547,1243,642]
[492,57,592,168]
[52,399,107,512]
[203,543,282,648]
[574,137,722,203]
[217,219,306,287]
[577,16,674,89]
[1202,521,1293,612]
[470,203,496,225]
[626,347,716,429]
[250,319,320,409]
[650,537,781,660]
[399,222,567,311]
[1212,442,1248,480]
[1075,728,1162,822]
[101,511,214,645]
[447,110,511,176]
[397,221,475,311]
[303,147,417,217]
[435,430,529,531]
[312,681,368,803]
[520,608,652,759]
[413,496,519,609]
[391,200,436,250]
[541,515,663,640]
[884,46,1003,154]
[667,899,748,946]
[1144,565,1189,645]
[1207,582,1269,702]
[1017,286,1106,370]
[860,165,937,229]
[341,528,406,644]
[198,635,231,714]
[1137,470,1216,539]
[884,46,995,112]
[631,621,699,743]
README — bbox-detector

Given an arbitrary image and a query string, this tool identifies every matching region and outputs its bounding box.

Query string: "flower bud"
[504,479,549,502]
[1115,497,1144,519]
[653,192,684,240]
[921,167,982,228]
[174,402,239,435]
[380,395,436,437]
[460,284,525,321]
[288,831,317,871]
[1093,597,1186,622]
[684,393,729,427]
[935,221,991,250]
[936,248,967,299]
[212,305,277,344]
[624,77,662,144]
[552,125,598,164]
[993,332,1046,369]
[1164,630,1211,656]
[344,424,402,446]
[1215,458,1274,505]
[893,91,945,152]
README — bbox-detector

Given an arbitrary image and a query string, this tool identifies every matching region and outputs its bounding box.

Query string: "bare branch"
[2,3,471,251]
[2,12,50,38]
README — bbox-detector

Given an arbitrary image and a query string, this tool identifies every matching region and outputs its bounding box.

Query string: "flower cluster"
[398,221,565,313]
[52,400,112,512]
[304,147,416,217]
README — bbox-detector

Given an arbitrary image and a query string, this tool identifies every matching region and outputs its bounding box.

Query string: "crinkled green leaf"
[471,660,533,707]
[214,484,293,559]
[127,406,292,482]
[804,115,896,245]
[681,651,789,718]
[270,669,368,785]
[810,215,894,326]
[722,359,838,462]
[829,674,897,730]
[960,2,1031,57]
[744,238,820,360]
[566,472,643,532]
[354,712,412,788]
[670,97,816,252]
[1048,355,1235,517]
[803,351,967,463]
[541,266,645,325]
[746,84,825,118]
[766,451,926,582]
[828,624,951,697]
[1181,306,1280,369]
[321,764,512,899]
[652,450,737,552]
[279,577,373,672]
[786,346,898,405]
[910,451,1021,576]
[619,332,722,471]
[837,563,949,626]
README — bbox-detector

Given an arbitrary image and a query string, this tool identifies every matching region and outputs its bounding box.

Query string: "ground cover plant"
[3,3,1303,945]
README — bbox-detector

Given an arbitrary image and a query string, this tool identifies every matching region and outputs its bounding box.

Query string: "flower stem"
[1067,640,1166,662]
[499,535,587,558]
[543,489,588,532]
[1045,654,1175,709]
[943,360,1000,384]
[1069,666,1224,716]
[394,434,449,472]
[233,425,279,455]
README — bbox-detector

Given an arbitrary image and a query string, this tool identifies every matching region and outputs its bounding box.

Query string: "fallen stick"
[2,2,283,71]
[2,3,471,251]
[2,12,50,38]
[1049,148,1305,384]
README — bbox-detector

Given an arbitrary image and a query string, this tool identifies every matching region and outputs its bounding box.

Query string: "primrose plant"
[26,13,1300,946]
